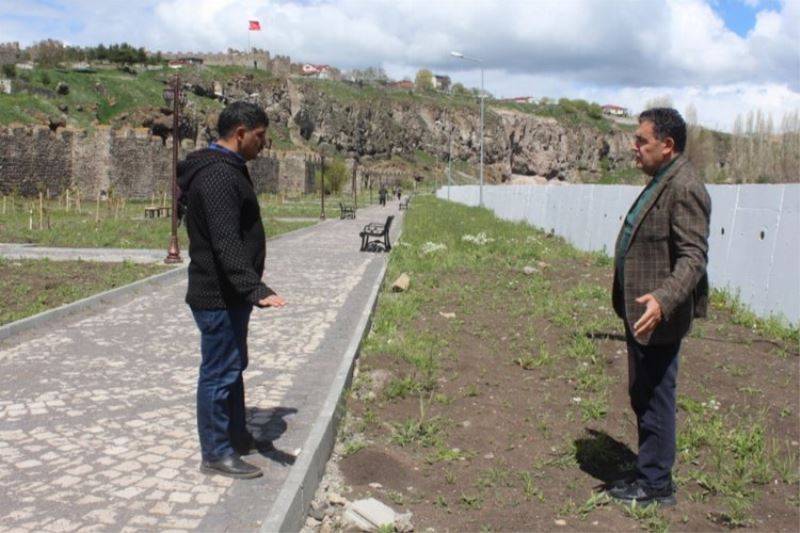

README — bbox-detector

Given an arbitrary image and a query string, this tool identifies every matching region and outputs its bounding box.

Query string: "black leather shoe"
[233,433,275,456]
[200,455,262,479]
[607,479,676,507]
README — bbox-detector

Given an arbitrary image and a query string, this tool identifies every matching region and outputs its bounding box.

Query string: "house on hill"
[302,64,331,79]
[387,80,415,91]
[502,96,540,104]
[432,74,451,92]
[602,104,628,117]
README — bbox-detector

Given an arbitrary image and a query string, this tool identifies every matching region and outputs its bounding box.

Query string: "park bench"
[144,206,172,218]
[398,196,410,210]
[339,201,356,219]
[359,215,393,252]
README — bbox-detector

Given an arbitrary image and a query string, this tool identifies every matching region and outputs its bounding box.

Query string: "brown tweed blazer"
[612,155,711,346]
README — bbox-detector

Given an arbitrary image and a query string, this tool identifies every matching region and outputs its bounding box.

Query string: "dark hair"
[639,107,686,153]
[217,101,268,139]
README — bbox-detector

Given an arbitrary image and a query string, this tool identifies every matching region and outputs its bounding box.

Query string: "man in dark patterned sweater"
[178,101,286,479]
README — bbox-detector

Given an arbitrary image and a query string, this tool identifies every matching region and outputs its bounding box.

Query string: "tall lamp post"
[451,51,484,206]
[447,106,453,202]
[319,154,326,219]
[352,157,358,209]
[163,74,185,264]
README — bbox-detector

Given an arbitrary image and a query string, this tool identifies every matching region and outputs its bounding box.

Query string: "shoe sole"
[200,464,263,479]
[615,494,676,508]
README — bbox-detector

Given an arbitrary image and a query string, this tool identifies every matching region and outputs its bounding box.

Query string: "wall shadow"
[574,428,637,489]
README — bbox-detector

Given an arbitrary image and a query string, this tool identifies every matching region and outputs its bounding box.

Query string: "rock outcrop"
[258,80,632,183]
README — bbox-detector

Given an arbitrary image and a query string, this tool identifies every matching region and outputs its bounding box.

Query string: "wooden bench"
[339,201,356,219]
[145,206,172,218]
[398,196,410,210]
[359,215,394,252]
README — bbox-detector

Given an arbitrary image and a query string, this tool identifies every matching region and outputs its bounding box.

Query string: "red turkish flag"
[249,20,261,31]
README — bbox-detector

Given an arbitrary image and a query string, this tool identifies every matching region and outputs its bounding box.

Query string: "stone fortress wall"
[160,49,293,77]
[0,42,21,66]
[0,126,320,199]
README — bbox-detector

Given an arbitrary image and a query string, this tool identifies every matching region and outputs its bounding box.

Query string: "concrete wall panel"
[438,183,798,325]
[705,185,739,288]
[766,186,800,321]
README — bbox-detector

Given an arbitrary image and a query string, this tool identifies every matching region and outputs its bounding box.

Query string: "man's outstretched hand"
[258,294,287,308]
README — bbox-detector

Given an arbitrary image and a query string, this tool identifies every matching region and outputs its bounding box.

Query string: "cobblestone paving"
[0,205,402,532]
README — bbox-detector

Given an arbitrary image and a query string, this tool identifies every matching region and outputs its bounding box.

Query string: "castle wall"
[109,128,173,198]
[0,126,71,196]
[0,126,310,199]
[0,42,20,66]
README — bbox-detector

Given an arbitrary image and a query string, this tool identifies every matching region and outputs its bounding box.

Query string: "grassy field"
[0,258,169,326]
[334,195,799,533]
[0,193,332,248]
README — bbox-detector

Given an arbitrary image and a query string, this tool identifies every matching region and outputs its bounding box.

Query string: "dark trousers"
[191,306,252,462]
[625,327,680,489]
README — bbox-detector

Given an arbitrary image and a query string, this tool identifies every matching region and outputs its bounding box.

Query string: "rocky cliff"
[257,79,632,183]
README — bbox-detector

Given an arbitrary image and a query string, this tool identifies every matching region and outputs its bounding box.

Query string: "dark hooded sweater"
[177,148,274,309]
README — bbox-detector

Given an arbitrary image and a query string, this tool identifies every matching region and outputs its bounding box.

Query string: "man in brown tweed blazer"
[607,108,711,507]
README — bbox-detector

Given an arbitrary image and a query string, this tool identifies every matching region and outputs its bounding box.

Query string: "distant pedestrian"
[606,108,710,507]
[178,101,286,480]
[395,186,402,201]
[379,185,388,207]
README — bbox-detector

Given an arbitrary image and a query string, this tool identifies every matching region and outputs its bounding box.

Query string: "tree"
[348,66,388,83]
[414,69,433,92]
[30,39,65,67]
[316,158,348,195]
[451,82,470,97]
[684,103,714,176]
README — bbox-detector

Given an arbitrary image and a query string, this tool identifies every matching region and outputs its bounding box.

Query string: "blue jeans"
[191,306,253,462]
[626,328,681,489]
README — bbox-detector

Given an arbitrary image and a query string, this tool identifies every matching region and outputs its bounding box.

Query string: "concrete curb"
[0,222,322,344]
[260,237,398,533]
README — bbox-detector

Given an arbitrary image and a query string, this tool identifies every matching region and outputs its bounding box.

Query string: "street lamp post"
[352,158,358,209]
[319,154,326,219]
[162,74,184,264]
[447,108,453,201]
[450,51,484,206]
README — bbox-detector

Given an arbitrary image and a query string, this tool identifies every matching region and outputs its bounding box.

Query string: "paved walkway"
[0,202,404,532]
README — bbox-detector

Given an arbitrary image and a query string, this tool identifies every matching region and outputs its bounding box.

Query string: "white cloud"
[1,0,797,131]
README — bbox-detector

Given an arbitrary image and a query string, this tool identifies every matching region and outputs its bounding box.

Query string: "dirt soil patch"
[330,255,799,532]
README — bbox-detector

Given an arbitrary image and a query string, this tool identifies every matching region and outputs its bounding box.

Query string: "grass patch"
[0,258,168,325]
[0,193,317,248]
[337,195,799,532]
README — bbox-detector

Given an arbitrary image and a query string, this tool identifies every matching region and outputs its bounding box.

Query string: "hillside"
[1,63,796,184]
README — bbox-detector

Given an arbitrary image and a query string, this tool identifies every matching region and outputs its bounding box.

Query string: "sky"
[1,0,798,132]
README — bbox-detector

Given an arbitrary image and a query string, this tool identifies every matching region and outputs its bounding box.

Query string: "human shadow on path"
[245,406,299,466]
[574,428,637,489]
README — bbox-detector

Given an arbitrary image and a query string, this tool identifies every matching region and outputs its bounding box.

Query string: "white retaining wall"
[437,184,800,325]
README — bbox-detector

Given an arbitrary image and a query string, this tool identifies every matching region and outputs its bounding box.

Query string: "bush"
[2,64,16,78]
[316,157,348,194]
